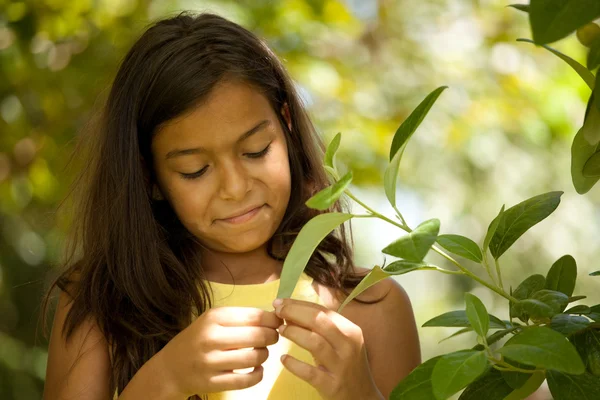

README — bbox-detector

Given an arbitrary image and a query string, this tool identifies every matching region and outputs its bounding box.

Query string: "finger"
[208,365,265,392]
[215,307,283,329]
[276,303,351,353]
[210,346,270,371]
[279,324,338,373]
[280,354,332,393]
[215,326,280,350]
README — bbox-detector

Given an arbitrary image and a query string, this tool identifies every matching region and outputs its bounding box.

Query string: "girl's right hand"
[157,306,284,397]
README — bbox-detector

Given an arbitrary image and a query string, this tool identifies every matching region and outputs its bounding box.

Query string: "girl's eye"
[179,144,272,180]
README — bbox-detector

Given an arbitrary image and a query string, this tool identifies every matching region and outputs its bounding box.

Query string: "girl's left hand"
[272,298,383,400]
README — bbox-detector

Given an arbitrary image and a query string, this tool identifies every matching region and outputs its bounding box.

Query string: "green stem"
[482,251,498,286]
[392,204,408,226]
[345,190,519,303]
[494,258,504,290]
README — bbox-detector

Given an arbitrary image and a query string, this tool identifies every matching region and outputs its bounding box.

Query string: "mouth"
[219,205,265,224]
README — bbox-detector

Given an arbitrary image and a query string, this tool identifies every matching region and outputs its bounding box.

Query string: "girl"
[41,11,421,400]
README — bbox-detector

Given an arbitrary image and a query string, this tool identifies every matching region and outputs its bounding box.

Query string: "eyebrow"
[165,119,271,160]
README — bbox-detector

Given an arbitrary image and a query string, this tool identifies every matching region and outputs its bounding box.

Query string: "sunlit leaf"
[382,219,440,262]
[384,86,447,207]
[277,213,352,299]
[324,132,341,169]
[437,234,483,263]
[305,171,352,210]
[489,191,563,259]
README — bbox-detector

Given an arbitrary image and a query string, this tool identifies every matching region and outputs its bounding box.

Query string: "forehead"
[152,80,276,152]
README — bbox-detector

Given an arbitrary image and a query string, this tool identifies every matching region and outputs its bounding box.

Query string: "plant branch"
[345,189,519,303]
[494,257,504,290]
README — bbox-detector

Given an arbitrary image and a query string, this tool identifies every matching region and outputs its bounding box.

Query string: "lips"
[221,204,264,220]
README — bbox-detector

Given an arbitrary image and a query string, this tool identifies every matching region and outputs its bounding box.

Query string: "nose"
[218,158,251,201]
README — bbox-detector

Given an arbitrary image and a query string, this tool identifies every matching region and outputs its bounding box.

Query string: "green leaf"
[529,0,600,45]
[437,234,483,263]
[489,191,563,259]
[423,310,507,330]
[384,145,405,208]
[383,260,439,274]
[507,4,529,13]
[531,289,570,314]
[339,260,443,313]
[588,38,600,71]
[384,86,447,207]
[389,86,448,161]
[277,213,352,299]
[590,270,600,276]
[546,255,578,297]
[501,362,535,389]
[389,356,441,400]
[568,295,588,302]
[503,371,546,400]
[336,265,387,313]
[487,327,519,346]
[483,205,505,252]
[572,91,600,194]
[465,293,489,338]
[382,218,440,262]
[517,38,595,89]
[439,327,473,343]
[550,314,591,335]
[565,305,591,314]
[583,151,600,177]
[547,370,600,400]
[305,171,353,210]
[518,299,556,319]
[324,132,341,169]
[497,327,585,374]
[511,274,547,322]
[431,350,488,400]
[458,368,513,400]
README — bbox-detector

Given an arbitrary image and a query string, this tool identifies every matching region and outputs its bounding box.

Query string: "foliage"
[275,3,600,398]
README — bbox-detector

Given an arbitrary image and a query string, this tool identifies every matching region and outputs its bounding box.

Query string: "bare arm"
[43,289,185,400]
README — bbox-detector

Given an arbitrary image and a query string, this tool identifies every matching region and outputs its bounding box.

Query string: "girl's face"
[150,80,292,254]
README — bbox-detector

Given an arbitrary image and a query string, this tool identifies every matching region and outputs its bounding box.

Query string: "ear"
[280,102,292,132]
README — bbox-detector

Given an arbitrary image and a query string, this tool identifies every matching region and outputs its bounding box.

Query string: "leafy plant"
[273,2,600,399]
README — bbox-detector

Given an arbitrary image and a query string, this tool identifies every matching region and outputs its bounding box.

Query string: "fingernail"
[278,324,286,334]
[273,298,283,308]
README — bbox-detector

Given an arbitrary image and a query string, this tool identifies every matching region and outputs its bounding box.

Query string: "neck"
[200,244,283,285]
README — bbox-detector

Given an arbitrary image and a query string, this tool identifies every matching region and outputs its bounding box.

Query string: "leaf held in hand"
[277,213,352,299]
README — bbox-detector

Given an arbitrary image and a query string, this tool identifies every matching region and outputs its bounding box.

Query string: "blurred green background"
[1,0,599,398]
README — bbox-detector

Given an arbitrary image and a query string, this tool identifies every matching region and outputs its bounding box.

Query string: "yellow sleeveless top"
[201,271,326,400]
[113,271,325,400]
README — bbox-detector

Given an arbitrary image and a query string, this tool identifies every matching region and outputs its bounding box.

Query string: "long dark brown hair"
[40,11,383,399]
